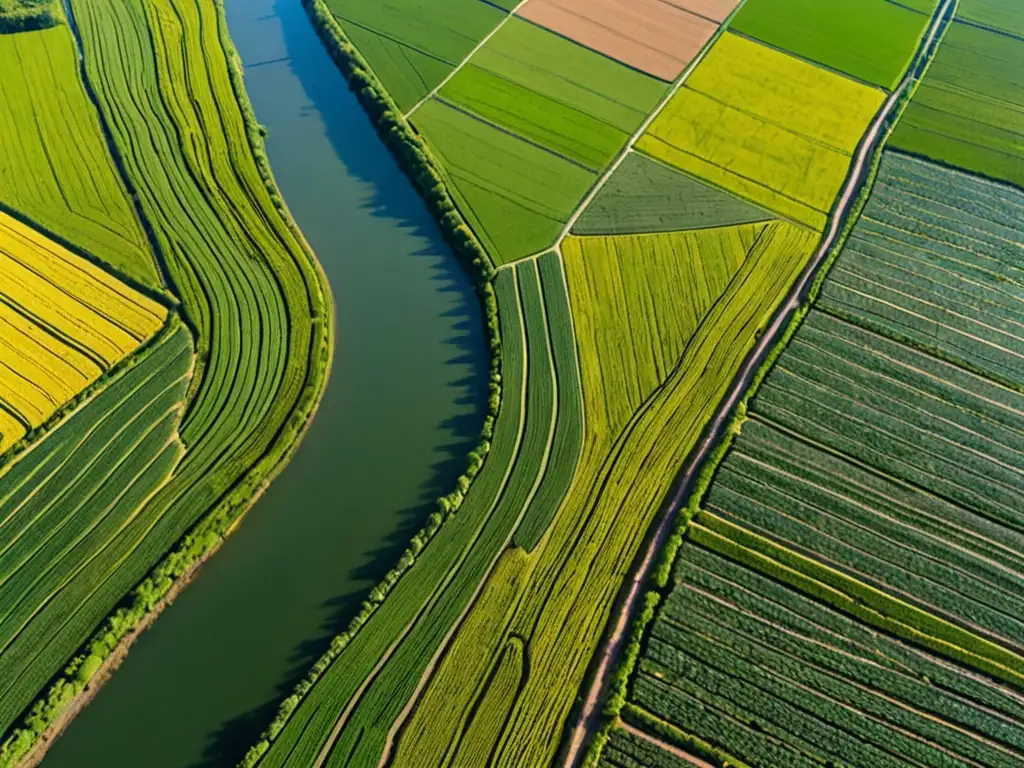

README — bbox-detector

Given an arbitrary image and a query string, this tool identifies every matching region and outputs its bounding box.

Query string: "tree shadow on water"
[193,1,488,765]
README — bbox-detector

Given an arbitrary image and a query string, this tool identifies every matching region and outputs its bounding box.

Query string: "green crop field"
[573,153,773,235]
[0,319,191,743]
[0,0,330,759]
[614,147,1024,767]
[0,24,158,287]
[440,18,665,169]
[890,18,1024,188]
[731,0,939,90]
[5,0,1022,763]
[330,0,503,111]
[412,99,596,264]
[638,32,885,231]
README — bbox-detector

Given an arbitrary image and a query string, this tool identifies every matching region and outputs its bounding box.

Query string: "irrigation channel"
[42,0,487,765]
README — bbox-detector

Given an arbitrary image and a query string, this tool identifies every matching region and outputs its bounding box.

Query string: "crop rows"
[818,152,1024,388]
[0,212,167,451]
[0,0,331,755]
[0,24,157,286]
[628,541,1024,768]
[379,221,817,768]
[890,14,1024,188]
[639,32,885,231]
[256,258,585,765]
[0,319,191,736]
[574,153,772,236]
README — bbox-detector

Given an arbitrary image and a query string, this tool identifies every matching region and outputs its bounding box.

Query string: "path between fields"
[558,0,956,764]
[403,0,532,119]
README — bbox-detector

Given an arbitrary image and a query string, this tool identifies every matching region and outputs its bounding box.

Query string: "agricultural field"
[412,99,596,264]
[731,0,939,90]
[516,0,734,82]
[328,0,504,111]
[0,22,158,287]
[889,10,1024,188]
[638,32,886,231]
[573,154,772,235]
[0,319,192,741]
[0,0,331,759]
[614,148,1024,766]
[0,211,167,453]
[2,0,1018,764]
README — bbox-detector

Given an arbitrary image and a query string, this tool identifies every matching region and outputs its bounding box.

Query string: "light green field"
[0,25,158,287]
[440,18,665,169]
[412,98,596,264]
[639,33,885,231]
[331,0,505,110]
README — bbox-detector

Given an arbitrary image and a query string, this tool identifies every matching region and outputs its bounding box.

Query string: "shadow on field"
[192,0,487,765]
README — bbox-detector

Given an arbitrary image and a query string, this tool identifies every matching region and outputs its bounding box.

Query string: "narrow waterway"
[42,0,487,765]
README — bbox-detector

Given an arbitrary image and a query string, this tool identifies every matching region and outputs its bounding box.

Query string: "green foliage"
[731,0,939,90]
[412,98,596,264]
[0,0,58,32]
[890,20,1024,187]
[574,153,773,236]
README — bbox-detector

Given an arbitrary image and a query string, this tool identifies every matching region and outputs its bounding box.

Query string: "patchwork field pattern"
[0,320,191,739]
[0,212,168,453]
[731,0,939,90]
[618,151,1024,767]
[439,18,665,170]
[890,14,1024,187]
[639,32,885,231]
[412,99,596,264]
[328,0,504,111]
[386,221,817,768]
[573,153,773,235]
[0,25,158,287]
[516,0,731,82]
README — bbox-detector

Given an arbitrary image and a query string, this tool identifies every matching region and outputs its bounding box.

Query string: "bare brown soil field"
[517,0,718,81]
[663,0,741,23]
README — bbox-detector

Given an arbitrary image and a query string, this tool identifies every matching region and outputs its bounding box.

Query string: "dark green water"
[42,0,486,765]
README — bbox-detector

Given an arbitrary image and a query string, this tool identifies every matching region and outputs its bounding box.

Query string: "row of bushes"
[0,0,58,33]
[578,8,959,766]
[238,1,505,765]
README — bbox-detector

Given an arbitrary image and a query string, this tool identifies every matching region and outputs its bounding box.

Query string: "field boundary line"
[558,0,957,762]
[311,270,533,768]
[619,721,716,768]
[404,0,532,120]
[553,0,752,244]
[376,258,563,766]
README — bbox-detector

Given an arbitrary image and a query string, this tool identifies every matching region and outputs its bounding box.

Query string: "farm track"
[560,0,957,763]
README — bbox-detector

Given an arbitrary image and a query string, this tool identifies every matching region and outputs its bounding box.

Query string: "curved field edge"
[0,0,337,763]
[235,0,507,764]
[577,2,960,765]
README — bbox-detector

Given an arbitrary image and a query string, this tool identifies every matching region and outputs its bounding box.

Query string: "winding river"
[43,0,487,765]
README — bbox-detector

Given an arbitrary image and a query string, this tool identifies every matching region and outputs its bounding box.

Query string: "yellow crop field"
[639,32,885,231]
[0,212,168,452]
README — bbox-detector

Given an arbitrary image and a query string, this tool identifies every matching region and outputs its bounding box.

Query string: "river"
[42,0,487,765]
